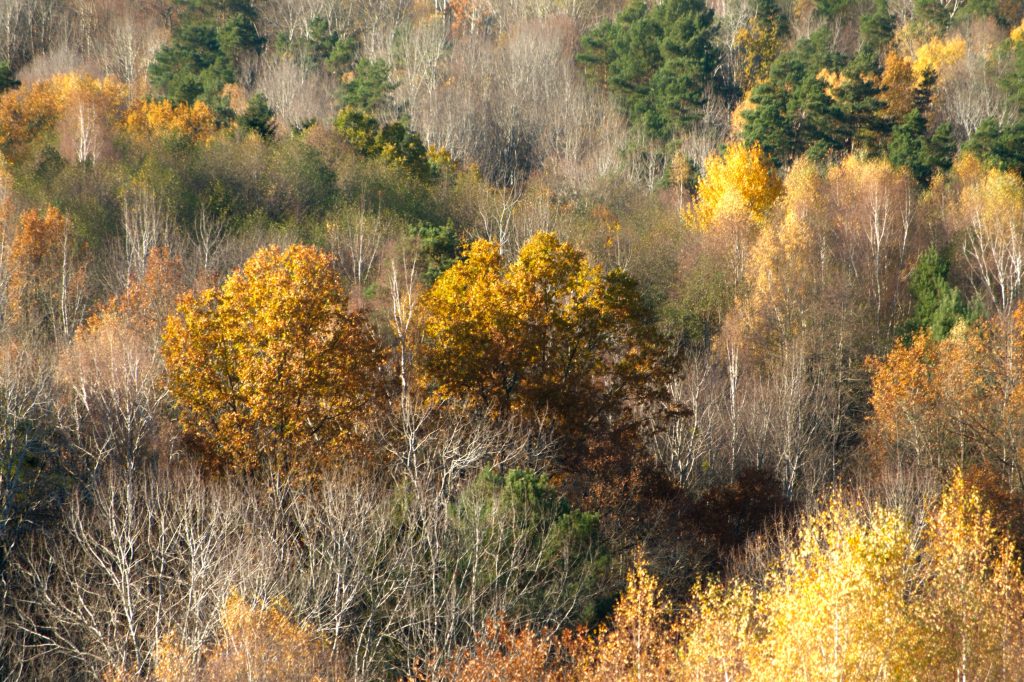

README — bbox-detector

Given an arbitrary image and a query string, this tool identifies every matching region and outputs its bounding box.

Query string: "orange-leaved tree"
[418,231,664,435]
[5,206,90,338]
[162,244,387,478]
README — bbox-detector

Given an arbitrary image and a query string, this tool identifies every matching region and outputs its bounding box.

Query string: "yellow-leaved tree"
[572,551,680,680]
[153,590,336,682]
[162,244,387,478]
[689,142,783,284]
[691,141,782,232]
[418,231,664,434]
[676,472,1024,679]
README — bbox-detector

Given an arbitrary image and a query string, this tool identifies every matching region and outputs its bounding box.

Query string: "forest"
[2,0,1024,679]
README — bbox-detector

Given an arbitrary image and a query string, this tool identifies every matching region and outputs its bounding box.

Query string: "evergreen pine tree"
[239,94,276,139]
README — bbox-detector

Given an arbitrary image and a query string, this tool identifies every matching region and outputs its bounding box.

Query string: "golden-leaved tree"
[676,472,1024,680]
[445,472,1024,680]
[123,99,217,144]
[151,590,336,682]
[162,244,387,478]
[689,141,783,284]
[418,231,664,435]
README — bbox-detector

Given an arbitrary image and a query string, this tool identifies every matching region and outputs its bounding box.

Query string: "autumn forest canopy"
[6,0,1024,679]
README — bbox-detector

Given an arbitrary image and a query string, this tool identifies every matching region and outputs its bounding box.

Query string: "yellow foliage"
[734,21,781,89]
[572,551,680,680]
[913,35,966,79]
[124,99,217,143]
[815,67,850,100]
[726,156,829,356]
[419,231,663,431]
[879,51,916,120]
[918,474,1024,679]
[749,498,920,679]
[1012,18,1024,42]
[691,142,782,232]
[678,580,755,680]
[675,472,1024,679]
[162,244,387,478]
[730,95,756,135]
[154,590,333,682]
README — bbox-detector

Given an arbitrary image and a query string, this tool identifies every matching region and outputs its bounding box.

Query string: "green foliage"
[905,246,968,339]
[859,0,895,58]
[239,94,276,139]
[335,107,432,180]
[742,31,888,162]
[451,467,606,624]
[888,109,954,184]
[1000,37,1024,111]
[338,59,396,113]
[148,1,264,116]
[577,0,721,140]
[412,220,460,283]
[965,118,1024,177]
[274,17,358,74]
[0,61,19,93]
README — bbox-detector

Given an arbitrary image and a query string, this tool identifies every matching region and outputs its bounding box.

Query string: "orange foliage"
[86,247,187,342]
[867,309,1024,477]
[0,74,128,161]
[124,98,217,143]
[431,619,573,682]
[5,206,89,337]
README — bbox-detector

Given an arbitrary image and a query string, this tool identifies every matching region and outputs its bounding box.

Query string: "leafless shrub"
[254,54,334,130]
[17,45,93,85]
[935,19,1019,137]
[406,17,629,190]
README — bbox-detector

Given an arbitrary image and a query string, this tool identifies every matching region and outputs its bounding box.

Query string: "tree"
[741,32,848,162]
[572,551,679,679]
[689,141,783,286]
[5,207,90,339]
[337,58,396,113]
[966,118,1024,177]
[418,232,664,435]
[0,60,18,92]
[153,590,335,681]
[691,141,783,231]
[162,244,387,478]
[734,0,788,90]
[577,0,721,140]
[957,167,1024,316]
[238,93,275,139]
[148,0,264,117]
[124,98,217,143]
[335,107,433,180]
[904,246,970,339]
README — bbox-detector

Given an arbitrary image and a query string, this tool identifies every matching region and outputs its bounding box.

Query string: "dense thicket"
[2,0,1024,679]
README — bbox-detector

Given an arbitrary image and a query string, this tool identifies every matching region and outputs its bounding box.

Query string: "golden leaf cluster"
[162,244,387,478]
[419,231,662,430]
[690,142,783,233]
